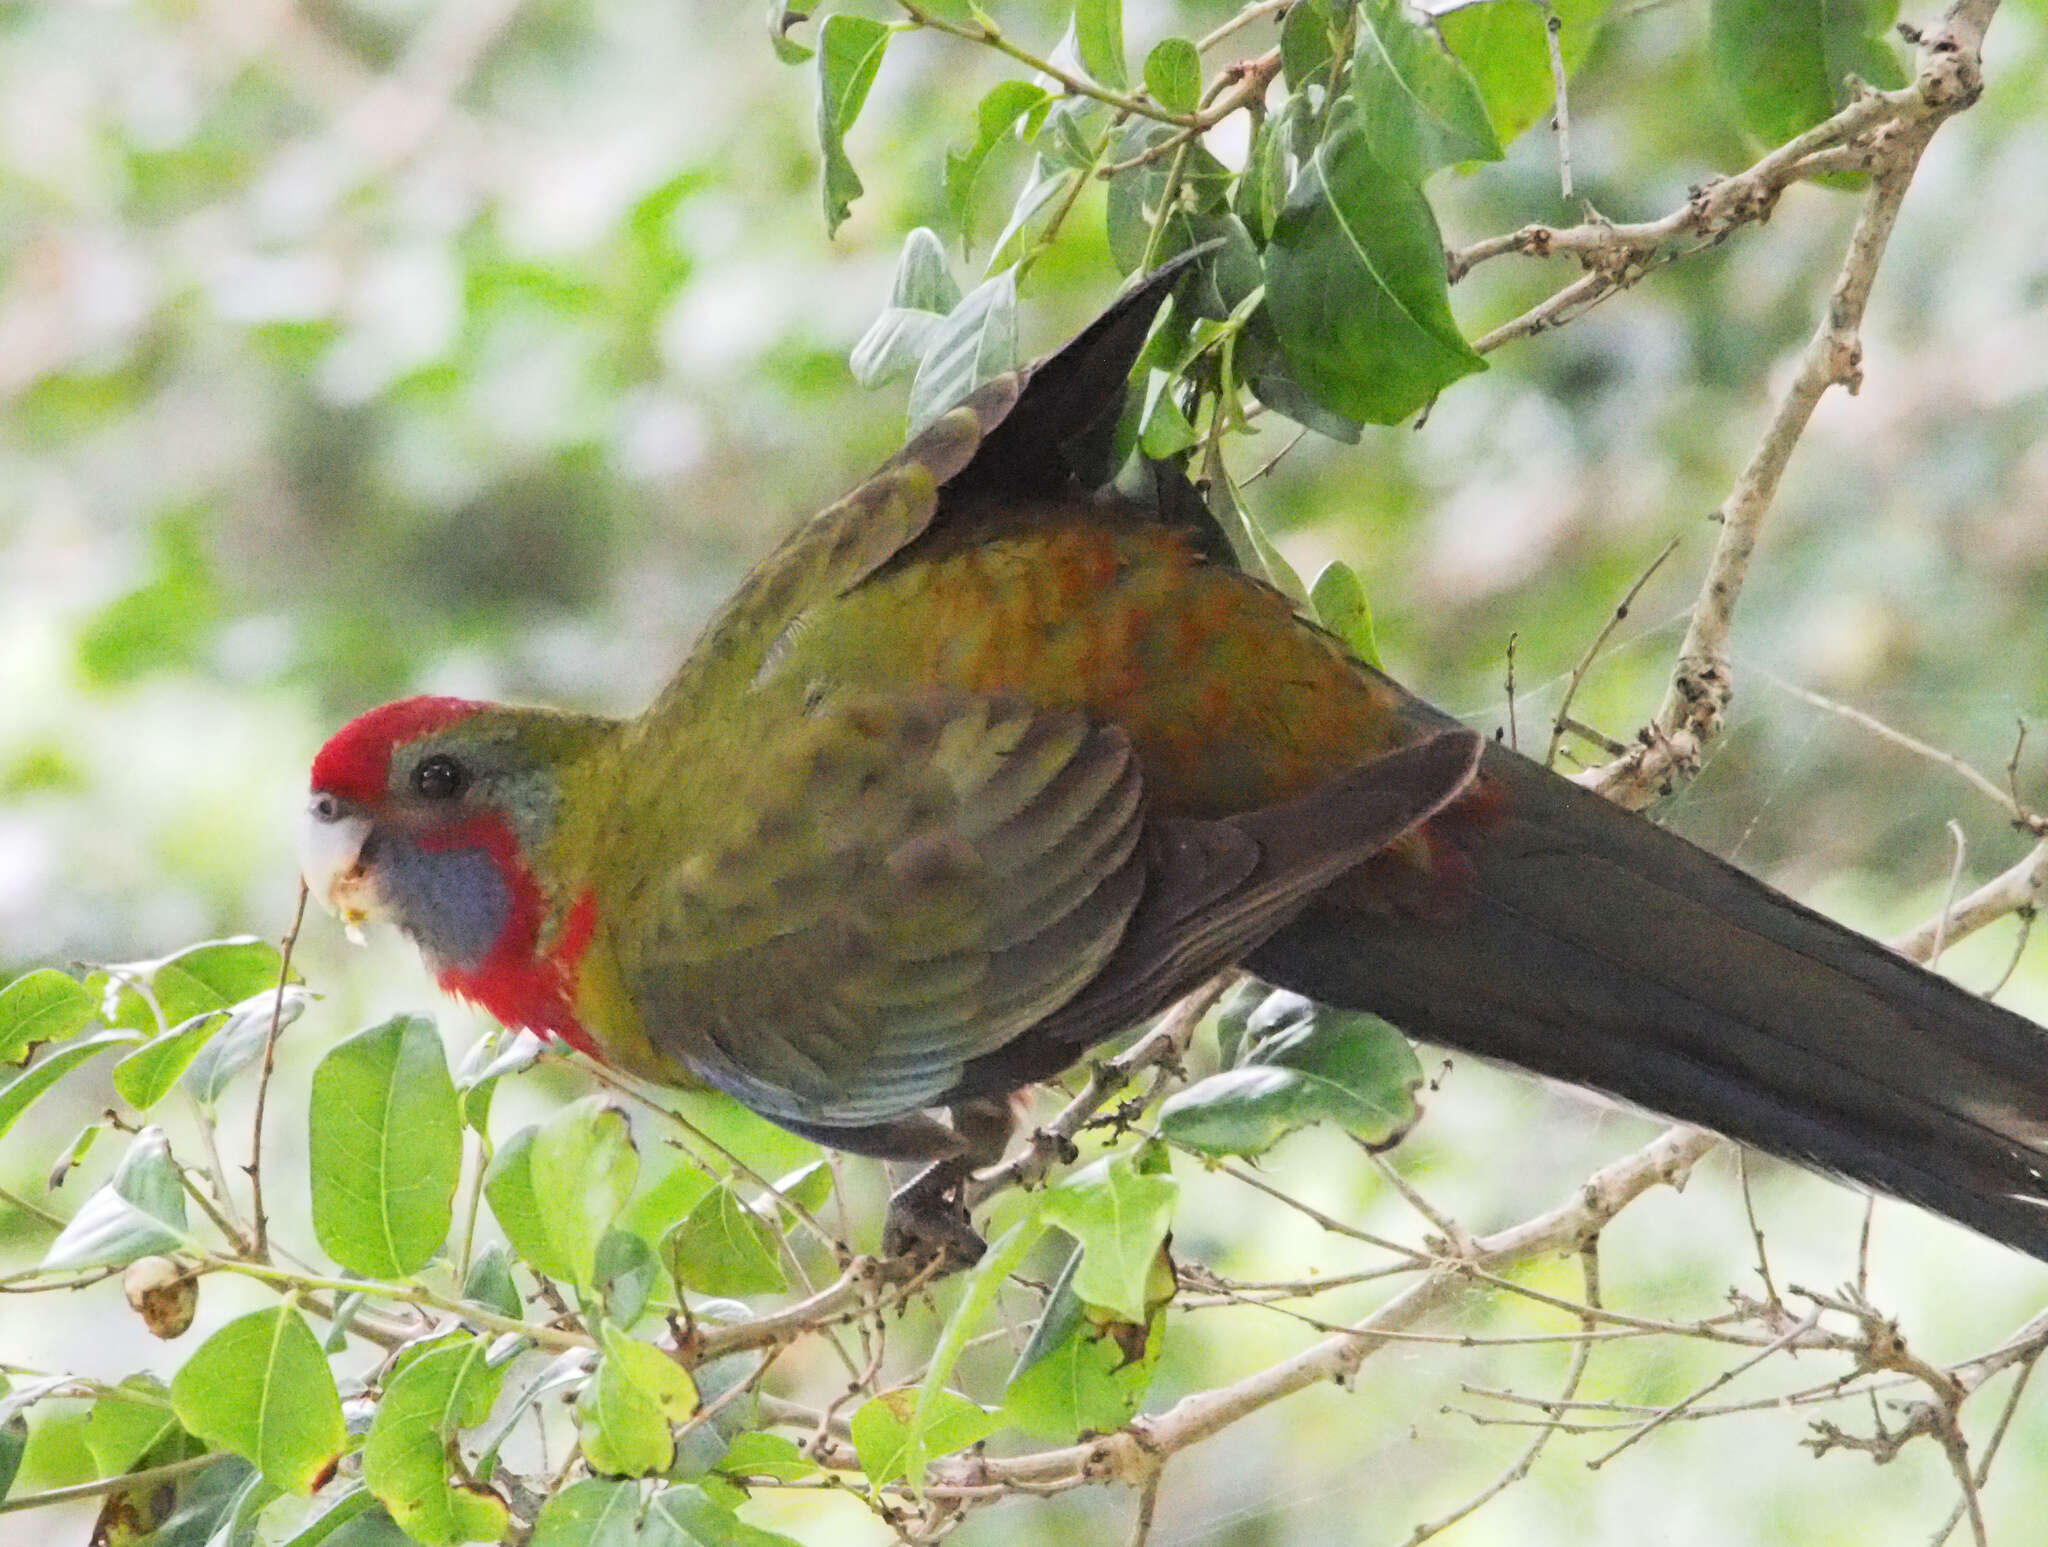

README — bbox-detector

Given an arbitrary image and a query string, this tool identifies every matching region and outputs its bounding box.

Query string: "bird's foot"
[882,1160,985,1267]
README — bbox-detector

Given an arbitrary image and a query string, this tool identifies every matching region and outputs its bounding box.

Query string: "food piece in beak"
[298,794,378,944]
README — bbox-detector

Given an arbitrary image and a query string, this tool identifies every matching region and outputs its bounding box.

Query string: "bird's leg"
[882,1096,1017,1266]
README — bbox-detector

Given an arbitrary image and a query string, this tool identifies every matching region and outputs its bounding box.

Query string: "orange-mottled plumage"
[803,519,1425,820]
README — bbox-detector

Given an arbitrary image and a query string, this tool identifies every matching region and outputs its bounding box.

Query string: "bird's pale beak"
[299,794,380,944]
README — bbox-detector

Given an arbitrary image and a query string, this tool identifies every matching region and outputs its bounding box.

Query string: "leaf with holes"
[1040,1148,1178,1323]
[362,1339,508,1547]
[1002,1240,1168,1440]
[577,1327,698,1478]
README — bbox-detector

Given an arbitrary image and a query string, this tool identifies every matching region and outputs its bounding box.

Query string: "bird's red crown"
[309,696,487,803]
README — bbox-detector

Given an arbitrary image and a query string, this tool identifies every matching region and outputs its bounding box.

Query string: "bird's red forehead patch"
[310,696,486,802]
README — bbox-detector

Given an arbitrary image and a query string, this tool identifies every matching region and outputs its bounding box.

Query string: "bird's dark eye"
[309,792,342,823]
[412,754,468,801]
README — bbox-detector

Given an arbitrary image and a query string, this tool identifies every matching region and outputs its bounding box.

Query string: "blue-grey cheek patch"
[382,842,513,973]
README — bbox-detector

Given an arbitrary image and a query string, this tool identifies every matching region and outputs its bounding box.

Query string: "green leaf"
[96,937,289,1033]
[1261,105,1483,425]
[1235,99,1296,245]
[170,1308,345,1495]
[662,1183,786,1297]
[645,1484,806,1547]
[1281,0,1347,90]
[1200,435,1313,596]
[592,1227,662,1327]
[463,1242,524,1321]
[309,1014,462,1279]
[766,0,813,65]
[483,1125,567,1283]
[1037,97,1107,171]
[0,969,95,1064]
[1143,37,1202,114]
[532,1477,640,1547]
[489,1098,640,1289]
[816,13,892,234]
[277,1488,379,1547]
[851,309,944,390]
[1211,975,1275,1067]
[112,1011,223,1111]
[454,1026,543,1135]
[906,267,1018,434]
[534,1097,641,1288]
[985,159,1076,273]
[762,1160,833,1221]
[182,989,310,1106]
[1440,0,1615,146]
[1071,0,1127,89]
[1001,1243,1165,1440]
[946,83,1052,243]
[75,504,218,685]
[1159,989,1424,1157]
[850,1388,995,1489]
[1104,122,1233,275]
[578,1327,698,1478]
[0,1413,24,1503]
[362,1339,508,1547]
[196,1466,283,1547]
[1040,1151,1179,1322]
[0,1033,137,1145]
[41,1125,190,1270]
[1309,560,1382,667]
[1351,0,1502,179]
[1137,371,1197,460]
[716,1430,819,1484]
[618,1158,717,1249]
[1710,0,1906,146]
[46,1120,102,1189]
[82,1376,180,1476]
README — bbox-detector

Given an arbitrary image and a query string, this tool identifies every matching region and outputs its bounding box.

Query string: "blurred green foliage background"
[5,0,2048,1542]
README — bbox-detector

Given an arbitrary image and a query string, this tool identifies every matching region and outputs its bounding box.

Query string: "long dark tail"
[1248,741,2048,1261]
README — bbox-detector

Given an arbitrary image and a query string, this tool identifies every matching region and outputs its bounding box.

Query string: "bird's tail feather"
[1248,741,2048,1260]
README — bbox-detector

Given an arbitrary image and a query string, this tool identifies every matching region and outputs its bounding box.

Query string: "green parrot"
[303,256,2048,1260]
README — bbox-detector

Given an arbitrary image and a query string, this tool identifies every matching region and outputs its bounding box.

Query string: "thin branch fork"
[1584,0,1998,809]
[934,1123,1719,1496]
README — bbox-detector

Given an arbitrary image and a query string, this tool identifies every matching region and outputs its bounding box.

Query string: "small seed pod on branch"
[122,1256,197,1339]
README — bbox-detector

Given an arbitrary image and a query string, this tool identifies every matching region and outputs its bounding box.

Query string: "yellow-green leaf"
[309,1015,462,1278]
[169,1308,344,1495]
[362,1339,508,1547]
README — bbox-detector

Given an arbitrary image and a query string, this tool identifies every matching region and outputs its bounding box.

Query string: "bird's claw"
[882,1161,985,1266]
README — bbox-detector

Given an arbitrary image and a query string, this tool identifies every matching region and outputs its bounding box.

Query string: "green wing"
[620,693,1148,1127]
[646,253,1208,719]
